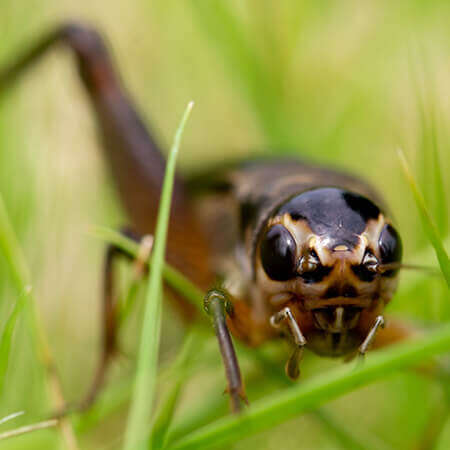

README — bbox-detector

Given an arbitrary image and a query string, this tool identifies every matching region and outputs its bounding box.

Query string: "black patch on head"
[260,225,297,281]
[342,192,380,223]
[379,224,402,277]
[278,188,381,249]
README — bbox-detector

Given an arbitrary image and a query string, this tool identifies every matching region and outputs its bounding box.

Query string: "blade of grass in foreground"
[410,58,448,238]
[0,192,78,449]
[0,194,30,288]
[0,194,44,366]
[0,286,31,395]
[167,323,450,450]
[429,109,448,238]
[149,328,202,449]
[397,149,450,287]
[123,101,194,450]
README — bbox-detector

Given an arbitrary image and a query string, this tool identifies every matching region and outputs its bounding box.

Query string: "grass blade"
[410,56,448,238]
[0,193,30,290]
[150,329,202,449]
[0,419,58,442]
[167,323,450,450]
[123,101,194,450]
[0,411,24,426]
[0,193,46,366]
[397,149,450,287]
[0,192,78,449]
[0,285,30,394]
[429,117,448,238]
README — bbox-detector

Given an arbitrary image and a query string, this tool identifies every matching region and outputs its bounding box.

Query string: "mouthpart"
[311,305,363,332]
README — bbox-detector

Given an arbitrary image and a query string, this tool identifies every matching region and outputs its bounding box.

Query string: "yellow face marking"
[361,215,386,257]
[360,234,369,247]
[333,244,348,251]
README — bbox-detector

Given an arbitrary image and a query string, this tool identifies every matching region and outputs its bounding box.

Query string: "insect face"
[256,188,402,334]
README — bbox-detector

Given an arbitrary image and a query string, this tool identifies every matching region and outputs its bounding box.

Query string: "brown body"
[189,160,398,355]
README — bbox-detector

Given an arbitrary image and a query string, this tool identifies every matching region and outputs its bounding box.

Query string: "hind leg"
[80,227,150,410]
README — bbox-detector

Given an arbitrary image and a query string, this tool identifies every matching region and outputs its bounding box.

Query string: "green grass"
[0,286,29,395]
[0,2,449,450]
[149,328,203,449]
[0,192,77,448]
[123,102,194,450]
[397,149,450,287]
[0,191,47,388]
[0,195,33,395]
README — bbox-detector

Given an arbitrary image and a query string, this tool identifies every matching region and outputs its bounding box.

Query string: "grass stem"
[0,193,78,449]
[123,101,194,450]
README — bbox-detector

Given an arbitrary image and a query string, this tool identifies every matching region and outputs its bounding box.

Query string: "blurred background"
[0,1,449,449]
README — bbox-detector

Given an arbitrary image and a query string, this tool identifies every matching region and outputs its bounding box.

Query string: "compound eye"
[379,224,402,276]
[260,224,297,281]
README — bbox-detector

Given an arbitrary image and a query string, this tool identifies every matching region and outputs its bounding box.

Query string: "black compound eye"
[260,224,297,281]
[379,224,402,277]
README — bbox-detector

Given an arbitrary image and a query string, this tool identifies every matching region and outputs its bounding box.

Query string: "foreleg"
[204,288,247,413]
